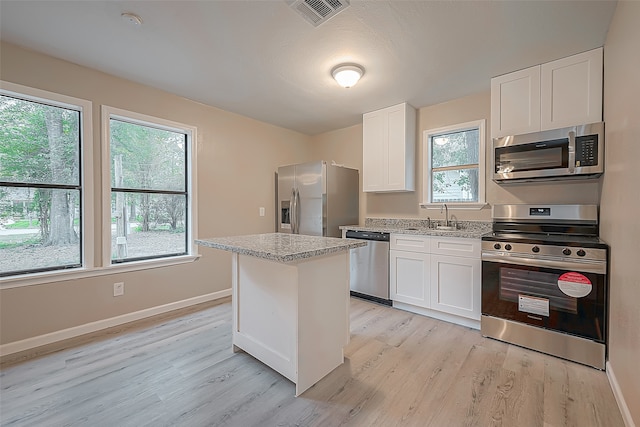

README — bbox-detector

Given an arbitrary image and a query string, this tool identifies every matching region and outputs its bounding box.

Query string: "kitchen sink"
[435,226,458,231]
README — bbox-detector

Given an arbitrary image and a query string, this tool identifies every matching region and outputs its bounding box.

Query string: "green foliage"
[430,128,479,202]
[5,220,40,229]
[0,95,79,185]
[0,95,80,246]
[110,120,187,233]
[0,236,42,249]
[110,119,185,191]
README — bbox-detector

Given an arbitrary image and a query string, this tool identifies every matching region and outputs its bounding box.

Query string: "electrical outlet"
[259,207,265,217]
[113,282,124,297]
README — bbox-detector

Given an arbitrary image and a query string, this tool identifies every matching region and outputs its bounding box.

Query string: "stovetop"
[482,231,609,249]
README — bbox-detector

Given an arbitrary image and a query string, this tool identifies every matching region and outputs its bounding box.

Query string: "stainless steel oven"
[481,204,609,369]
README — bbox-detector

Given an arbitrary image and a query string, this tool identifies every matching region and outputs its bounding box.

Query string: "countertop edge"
[339,225,491,239]
[196,237,366,263]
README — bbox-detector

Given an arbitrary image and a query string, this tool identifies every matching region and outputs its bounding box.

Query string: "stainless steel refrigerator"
[277,161,358,237]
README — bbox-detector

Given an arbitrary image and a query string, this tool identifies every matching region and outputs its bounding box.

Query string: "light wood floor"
[0,297,624,427]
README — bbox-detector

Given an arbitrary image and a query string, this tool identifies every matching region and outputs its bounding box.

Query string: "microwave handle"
[568,130,576,173]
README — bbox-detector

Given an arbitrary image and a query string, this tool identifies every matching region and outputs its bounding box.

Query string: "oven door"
[481,253,606,342]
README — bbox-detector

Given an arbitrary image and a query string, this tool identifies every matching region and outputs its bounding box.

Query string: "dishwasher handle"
[345,230,390,242]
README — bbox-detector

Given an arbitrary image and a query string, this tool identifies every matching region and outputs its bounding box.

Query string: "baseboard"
[607,361,637,427]
[0,289,232,358]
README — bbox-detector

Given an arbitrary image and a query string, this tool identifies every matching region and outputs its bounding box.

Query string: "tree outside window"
[0,94,83,276]
[423,120,486,207]
[107,115,190,263]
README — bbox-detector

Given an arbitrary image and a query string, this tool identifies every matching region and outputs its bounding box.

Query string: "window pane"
[0,95,80,186]
[432,168,479,202]
[432,128,479,168]
[110,119,185,191]
[111,192,186,262]
[0,187,81,275]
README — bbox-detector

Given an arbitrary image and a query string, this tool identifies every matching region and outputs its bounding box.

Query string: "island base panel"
[296,252,349,395]
[232,252,350,396]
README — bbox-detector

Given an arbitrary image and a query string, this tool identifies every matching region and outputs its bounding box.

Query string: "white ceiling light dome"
[332,64,364,88]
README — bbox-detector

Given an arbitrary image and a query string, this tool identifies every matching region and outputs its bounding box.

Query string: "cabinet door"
[430,254,481,320]
[386,104,415,191]
[491,65,541,138]
[540,48,603,130]
[362,110,386,192]
[362,103,415,192]
[390,250,430,308]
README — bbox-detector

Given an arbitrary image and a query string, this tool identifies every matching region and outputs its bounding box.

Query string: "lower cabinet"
[430,254,481,320]
[390,250,430,307]
[390,233,481,328]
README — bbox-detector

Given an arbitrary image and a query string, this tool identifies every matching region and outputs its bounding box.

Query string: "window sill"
[0,254,201,290]
[420,202,488,210]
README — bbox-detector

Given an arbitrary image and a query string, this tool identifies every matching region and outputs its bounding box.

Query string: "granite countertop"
[196,233,366,263]
[340,218,492,239]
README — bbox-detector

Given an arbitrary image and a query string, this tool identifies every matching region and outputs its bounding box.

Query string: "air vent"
[287,0,350,27]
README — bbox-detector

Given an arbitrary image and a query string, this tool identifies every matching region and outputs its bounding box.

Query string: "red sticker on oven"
[558,272,592,298]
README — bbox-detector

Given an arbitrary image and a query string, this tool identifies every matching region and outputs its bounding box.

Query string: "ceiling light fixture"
[121,12,143,26]
[332,64,364,88]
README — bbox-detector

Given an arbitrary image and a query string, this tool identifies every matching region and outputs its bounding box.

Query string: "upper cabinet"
[491,66,541,137]
[491,47,603,138]
[363,102,416,192]
[540,48,603,130]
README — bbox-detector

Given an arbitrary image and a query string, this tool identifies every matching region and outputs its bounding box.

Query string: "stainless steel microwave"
[493,122,604,182]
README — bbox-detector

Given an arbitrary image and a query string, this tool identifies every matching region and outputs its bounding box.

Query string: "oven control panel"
[482,241,607,262]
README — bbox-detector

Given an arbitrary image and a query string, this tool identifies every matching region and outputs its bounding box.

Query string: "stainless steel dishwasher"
[345,230,391,305]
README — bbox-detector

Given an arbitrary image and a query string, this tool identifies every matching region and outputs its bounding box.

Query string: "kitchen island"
[196,233,366,396]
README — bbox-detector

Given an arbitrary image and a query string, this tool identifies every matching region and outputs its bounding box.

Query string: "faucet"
[441,203,449,227]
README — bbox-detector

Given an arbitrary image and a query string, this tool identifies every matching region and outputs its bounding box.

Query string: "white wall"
[601,1,640,425]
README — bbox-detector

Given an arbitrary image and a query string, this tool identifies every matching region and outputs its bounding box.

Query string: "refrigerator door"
[325,164,359,237]
[277,164,295,234]
[295,161,325,236]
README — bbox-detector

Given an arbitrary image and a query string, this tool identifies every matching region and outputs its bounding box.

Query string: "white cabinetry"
[540,49,603,130]
[390,234,430,307]
[390,234,481,329]
[491,65,541,137]
[430,237,481,321]
[491,47,603,138]
[363,103,416,192]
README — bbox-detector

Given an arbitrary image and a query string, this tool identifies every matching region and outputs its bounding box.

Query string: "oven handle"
[481,252,606,275]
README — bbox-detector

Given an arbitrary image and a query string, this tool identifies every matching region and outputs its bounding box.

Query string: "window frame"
[101,105,198,267]
[420,119,487,210]
[0,81,94,278]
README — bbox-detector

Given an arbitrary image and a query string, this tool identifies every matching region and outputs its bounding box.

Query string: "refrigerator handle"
[294,189,301,234]
[290,188,296,234]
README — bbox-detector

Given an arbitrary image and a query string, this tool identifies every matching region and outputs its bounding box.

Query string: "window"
[422,120,486,209]
[102,106,195,264]
[0,83,93,277]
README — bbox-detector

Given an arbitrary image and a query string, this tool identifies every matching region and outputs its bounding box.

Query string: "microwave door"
[494,138,569,180]
[497,146,565,172]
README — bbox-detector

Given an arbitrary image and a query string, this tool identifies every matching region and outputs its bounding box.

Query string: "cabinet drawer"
[391,234,430,252]
[430,237,480,258]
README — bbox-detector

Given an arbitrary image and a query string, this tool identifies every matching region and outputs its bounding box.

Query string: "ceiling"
[0,1,617,136]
